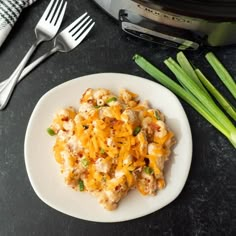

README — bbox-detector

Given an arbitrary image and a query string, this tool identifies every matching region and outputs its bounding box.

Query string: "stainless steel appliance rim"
[93,0,236,49]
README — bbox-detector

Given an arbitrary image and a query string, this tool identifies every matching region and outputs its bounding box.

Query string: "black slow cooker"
[93,0,236,49]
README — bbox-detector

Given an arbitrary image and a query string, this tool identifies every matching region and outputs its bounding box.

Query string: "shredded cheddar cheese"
[49,88,175,210]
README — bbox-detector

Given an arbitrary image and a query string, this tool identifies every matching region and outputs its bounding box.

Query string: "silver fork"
[0,13,95,92]
[0,0,67,110]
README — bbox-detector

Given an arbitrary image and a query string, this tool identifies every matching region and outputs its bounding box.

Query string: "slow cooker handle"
[119,10,201,50]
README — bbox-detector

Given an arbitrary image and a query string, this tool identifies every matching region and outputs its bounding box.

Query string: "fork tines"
[68,13,95,41]
[43,0,67,25]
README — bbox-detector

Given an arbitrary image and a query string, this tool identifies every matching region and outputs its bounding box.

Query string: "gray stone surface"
[0,0,235,235]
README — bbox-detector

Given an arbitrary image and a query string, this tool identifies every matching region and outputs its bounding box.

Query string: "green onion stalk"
[176,51,210,96]
[195,69,236,121]
[175,51,236,120]
[164,57,235,133]
[206,52,236,99]
[133,54,236,148]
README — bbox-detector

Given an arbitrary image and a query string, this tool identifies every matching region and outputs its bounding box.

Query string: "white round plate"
[24,73,192,222]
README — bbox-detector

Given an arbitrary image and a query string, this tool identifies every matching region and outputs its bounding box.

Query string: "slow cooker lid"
[137,0,236,20]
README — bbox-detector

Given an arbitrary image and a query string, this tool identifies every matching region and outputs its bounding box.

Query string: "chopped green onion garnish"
[94,105,101,109]
[144,166,154,175]
[100,148,105,154]
[47,127,56,136]
[133,126,141,136]
[81,158,89,168]
[154,110,160,120]
[78,179,84,191]
[206,52,236,99]
[106,97,117,103]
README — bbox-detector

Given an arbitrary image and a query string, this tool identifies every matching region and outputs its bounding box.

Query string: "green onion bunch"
[133,52,236,148]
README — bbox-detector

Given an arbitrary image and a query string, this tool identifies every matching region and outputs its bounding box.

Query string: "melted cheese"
[50,88,175,210]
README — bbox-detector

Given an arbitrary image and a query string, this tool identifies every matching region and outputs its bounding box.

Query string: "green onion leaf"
[81,158,89,168]
[100,148,105,154]
[205,52,236,99]
[47,127,56,136]
[164,57,235,133]
[106,97,117,103]
[133,54,236,148]
[94,105,101,109]
[154,110,160,120]
[144,166,154,175]
[195,69,236,121]
[176,52,211,97]
[133,126,141,136]
[78,179,84,191]
[102,176,107,182]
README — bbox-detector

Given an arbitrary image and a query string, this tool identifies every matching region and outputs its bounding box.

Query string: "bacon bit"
[76,152,83,158]
[144,158,149,165]
[108,117,114,122]
[115,185,121,191]
[149,122,160,131]
[61,117,69,121]
[110,119,119,126]
[116,120,124,125]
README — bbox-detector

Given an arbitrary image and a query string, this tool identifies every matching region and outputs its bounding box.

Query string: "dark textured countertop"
[0,0,235,235]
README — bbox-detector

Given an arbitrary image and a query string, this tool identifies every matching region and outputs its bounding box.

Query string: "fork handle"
[0,47,58,92]
[0,41,39,110]
[16,47,58,83]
